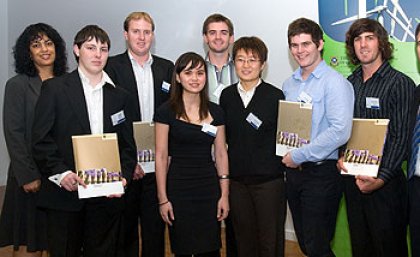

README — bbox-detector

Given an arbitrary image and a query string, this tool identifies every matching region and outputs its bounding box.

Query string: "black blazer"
[32,70,137,211]
[105,51,174,120]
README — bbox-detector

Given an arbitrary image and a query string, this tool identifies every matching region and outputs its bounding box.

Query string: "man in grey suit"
[202,13,237,104]
[105,11,174,257]
[202,13,238,257]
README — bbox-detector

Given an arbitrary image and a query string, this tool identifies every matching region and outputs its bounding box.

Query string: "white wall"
[4,0,319,240]
[7,0,318,85]
[0,0,9,186]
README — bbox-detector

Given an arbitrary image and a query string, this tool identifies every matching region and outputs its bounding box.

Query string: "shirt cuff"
[290,150,304,165]
[48,171,73,187]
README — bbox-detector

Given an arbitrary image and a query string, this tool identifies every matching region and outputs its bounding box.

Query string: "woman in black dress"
[0,23,67,256]
[154,52,229,257]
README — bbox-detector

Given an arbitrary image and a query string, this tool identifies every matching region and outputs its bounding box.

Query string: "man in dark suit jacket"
[408,23,420,257]
[32,25,137,257]
[105,12,174,257]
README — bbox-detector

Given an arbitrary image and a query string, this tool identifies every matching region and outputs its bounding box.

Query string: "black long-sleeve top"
[348,61,415,183]
[219,81,285,183]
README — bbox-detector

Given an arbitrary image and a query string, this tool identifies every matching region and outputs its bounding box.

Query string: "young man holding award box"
[32,25,137,257]
[339,18,415,257]
[105,12,174,257]
[282,18,354,257]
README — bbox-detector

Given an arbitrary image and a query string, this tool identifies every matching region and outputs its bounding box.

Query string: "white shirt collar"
[128,51,154,67]
[78,67,115,88]
[237,79,261,94]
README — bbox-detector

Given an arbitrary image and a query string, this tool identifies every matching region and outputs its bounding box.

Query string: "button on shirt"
[237,79,261,108]
[282,60,354,164]
[129,51,154,122]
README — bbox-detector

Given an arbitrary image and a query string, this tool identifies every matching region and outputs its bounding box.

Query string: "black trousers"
[230,176,286,257]
[409,177,420,257]
[139,174,165,257]
[343,173,408,257]
[46,197,125,257]
[286,161,342,257]
[123,174,166,257]
[123,179,141,257]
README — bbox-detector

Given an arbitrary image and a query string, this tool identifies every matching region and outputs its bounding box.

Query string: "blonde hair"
[124,12,155,32]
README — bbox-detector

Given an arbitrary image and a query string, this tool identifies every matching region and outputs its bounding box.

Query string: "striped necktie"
[409,107,420,179]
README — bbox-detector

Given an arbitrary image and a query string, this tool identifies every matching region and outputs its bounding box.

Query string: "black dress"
[154,102,224,255]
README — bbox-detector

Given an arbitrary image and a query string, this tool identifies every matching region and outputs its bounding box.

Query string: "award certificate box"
[342,119,389,177]
[133,122,155,174]
[72,133,124,199]
[276,100,312,156]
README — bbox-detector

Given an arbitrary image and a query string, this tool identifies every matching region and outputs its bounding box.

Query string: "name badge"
[111,110,126,126]
[297,91,312,104]
[161,81,171,93]
[201,123,218,137]
[366,97,380,109]
[246,113,262,130]
[213,83,226,99]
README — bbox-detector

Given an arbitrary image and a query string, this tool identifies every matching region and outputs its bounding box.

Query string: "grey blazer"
[3,74,42,186]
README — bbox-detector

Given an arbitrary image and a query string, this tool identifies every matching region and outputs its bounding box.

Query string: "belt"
[300,160,337,170]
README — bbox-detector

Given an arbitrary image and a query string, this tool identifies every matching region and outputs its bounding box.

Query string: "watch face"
[319,0,419,42]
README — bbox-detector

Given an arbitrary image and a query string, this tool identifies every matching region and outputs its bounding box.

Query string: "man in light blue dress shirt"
[282,18,354,257]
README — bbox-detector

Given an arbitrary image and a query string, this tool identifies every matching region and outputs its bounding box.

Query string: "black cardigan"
[219,81,285,181]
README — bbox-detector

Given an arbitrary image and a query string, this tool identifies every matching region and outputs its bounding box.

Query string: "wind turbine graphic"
[333,0,414,41]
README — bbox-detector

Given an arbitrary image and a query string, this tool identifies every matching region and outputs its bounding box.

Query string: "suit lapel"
[151,56,164,108]
[64,70,91,133]
[123,52,142,120]
[102,83,115,132]
[28,75,42,97]
[123,51,138,92]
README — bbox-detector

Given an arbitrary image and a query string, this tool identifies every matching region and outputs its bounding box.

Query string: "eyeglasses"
[234,57,261,66]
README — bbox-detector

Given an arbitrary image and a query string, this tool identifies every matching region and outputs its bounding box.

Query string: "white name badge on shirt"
[366,97,380,109]
[213,83,226,99]
[111,110,126,126]
[201,123,218,137]
[297,91,312,104]
[246,113,262,130]
[161,81,171,93]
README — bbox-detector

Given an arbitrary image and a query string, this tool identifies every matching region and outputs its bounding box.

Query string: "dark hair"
[287,18,324,48]
[73,25,110,62]
[13,23,67,77]
[232,36,268,63]
[345,18,393,65]
[169,52,209,122]
[202,13,234,36]
[416,23,420,41]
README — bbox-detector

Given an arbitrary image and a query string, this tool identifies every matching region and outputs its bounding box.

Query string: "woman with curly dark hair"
[0,23,67,257]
